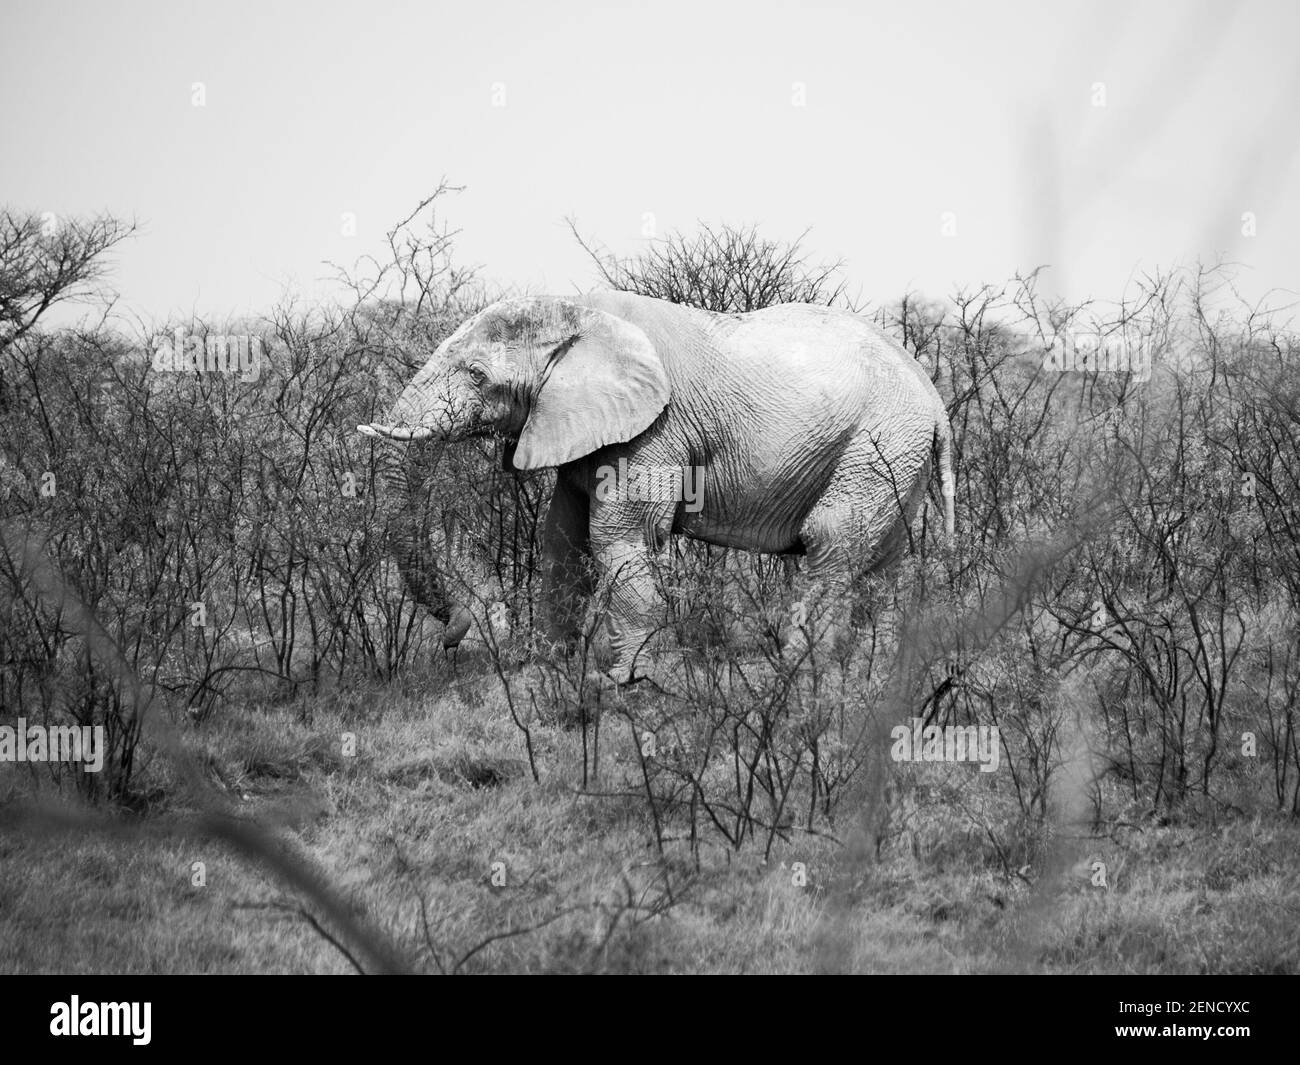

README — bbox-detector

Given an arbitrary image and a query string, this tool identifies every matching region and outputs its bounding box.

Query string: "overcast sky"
[3,0,1296,323]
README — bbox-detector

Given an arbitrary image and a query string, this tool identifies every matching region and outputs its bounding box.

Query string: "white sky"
[2,0,1297,322]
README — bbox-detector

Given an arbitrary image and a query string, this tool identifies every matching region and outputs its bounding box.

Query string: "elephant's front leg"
[592,540,656,684]
[589,518,669,685]
[540,480,593,651]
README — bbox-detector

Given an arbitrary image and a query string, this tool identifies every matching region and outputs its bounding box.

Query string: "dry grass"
[3,656,1297,975]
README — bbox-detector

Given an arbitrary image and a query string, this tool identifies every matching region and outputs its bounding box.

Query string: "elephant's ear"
[513,306,670,470]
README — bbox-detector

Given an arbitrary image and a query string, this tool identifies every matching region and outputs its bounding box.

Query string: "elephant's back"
[723,304,941,417]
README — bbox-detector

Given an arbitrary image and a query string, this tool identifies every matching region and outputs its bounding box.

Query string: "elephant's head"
[359,296,671,469]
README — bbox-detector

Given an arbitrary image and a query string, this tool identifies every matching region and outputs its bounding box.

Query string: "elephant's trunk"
[378,443,453,625]
[358,362,466,443]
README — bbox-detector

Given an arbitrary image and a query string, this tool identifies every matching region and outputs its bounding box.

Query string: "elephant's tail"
[935,419,956,539]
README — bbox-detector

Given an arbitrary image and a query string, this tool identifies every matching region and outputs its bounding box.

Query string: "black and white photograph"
[0,0,1296,1016]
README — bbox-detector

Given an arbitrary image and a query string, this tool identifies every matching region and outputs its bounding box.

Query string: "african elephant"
[359,291,955,683]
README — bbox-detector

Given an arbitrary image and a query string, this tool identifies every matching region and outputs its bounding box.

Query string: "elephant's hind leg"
[790,437,925,656]
[866,455,933,574]
[787,504,855,657]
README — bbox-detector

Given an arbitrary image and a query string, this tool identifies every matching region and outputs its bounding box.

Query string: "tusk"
[357,423,435,441]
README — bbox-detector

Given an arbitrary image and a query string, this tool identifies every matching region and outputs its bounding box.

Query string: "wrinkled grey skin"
[361,292,955,683]
[376,440,455,625]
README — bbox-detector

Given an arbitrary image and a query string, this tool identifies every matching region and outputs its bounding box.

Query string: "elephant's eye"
[466,366,488,387]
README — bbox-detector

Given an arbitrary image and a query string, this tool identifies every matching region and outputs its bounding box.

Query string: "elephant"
[359,291,955,683]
